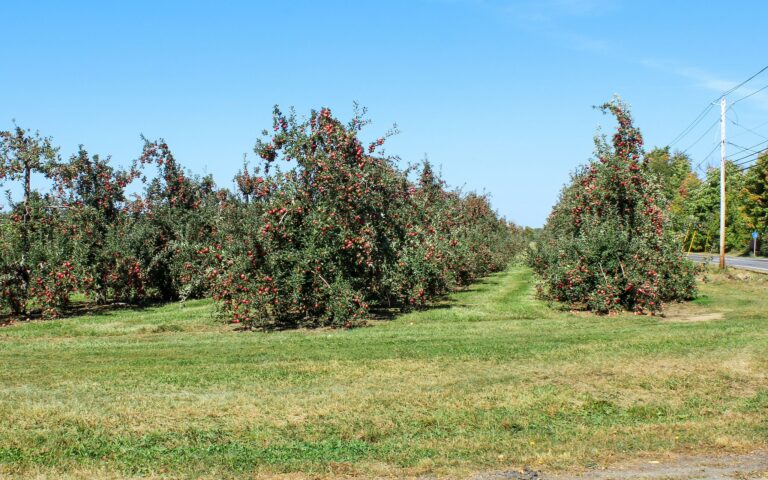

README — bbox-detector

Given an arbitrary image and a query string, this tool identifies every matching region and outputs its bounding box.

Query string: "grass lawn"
[1,267,767,479]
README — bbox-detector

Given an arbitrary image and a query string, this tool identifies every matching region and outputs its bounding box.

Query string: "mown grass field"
[1,267,767,479]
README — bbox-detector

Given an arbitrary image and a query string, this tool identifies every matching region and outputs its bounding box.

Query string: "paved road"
[688,253,768,273]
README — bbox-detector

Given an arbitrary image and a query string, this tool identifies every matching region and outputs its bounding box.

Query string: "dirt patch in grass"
[664,311,724,323]
[662,303,725,323]
[474,450,768,480]
[546,450,768,479]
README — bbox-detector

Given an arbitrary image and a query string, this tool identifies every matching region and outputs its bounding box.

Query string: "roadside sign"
[753,231,759,240]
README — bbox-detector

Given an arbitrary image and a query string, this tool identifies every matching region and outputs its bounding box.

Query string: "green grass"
[1,267,767,479]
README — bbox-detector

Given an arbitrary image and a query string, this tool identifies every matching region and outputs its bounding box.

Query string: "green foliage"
[529,97,697,313]
[679,161,748,253]
[652,145,768,256]
[644,146,693,203]
[643,147,699,234]
[741,151,768,255]
[206,107,519,328]
[0,127,61,316]
[0,107,521,325]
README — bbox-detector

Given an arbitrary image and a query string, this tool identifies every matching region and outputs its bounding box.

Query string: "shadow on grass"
[238,299,469,333]
[1,274,498,331]
[0,298,168,326]
[459,275,504,290]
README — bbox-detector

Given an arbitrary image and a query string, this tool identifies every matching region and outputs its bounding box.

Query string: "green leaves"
[531,98,697,314]
[741,152,768,254]
[1,108,521,325]
[208,108,520,329]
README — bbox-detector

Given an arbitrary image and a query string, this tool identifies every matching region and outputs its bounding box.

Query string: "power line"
[682,117,720,153]
[730,146,767,166]
[695,142,722,172]
[734,152,760,166]
[732,149,763,164]
[669,104,715,147]
[669,64,768,147]
[730,138,768,159]
[720,65,768,98]
[727,141,763,155]
[729,118,768,140]
[746,118,768,132]
[738,153,767,172]
[729,118,768,141]
[729,81,768,107]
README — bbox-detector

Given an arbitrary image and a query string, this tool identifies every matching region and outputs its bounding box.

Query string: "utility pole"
[719,97,727,270]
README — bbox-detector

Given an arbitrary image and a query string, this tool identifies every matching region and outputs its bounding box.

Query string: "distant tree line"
[0,107,524,326]
[645,145,768,256]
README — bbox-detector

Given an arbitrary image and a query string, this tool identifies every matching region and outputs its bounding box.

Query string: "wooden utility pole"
[719,97,727,269]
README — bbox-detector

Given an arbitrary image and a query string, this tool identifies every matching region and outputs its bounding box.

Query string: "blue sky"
[2,0,768,226]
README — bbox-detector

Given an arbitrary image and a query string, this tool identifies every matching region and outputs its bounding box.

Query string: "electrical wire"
[669,104,715,147]
[727,141,762,155]
[729,118,768,141]
[729,139,768,162]
[729,81,768,107]
[734,153,760,166]
[744,118,768,132]
[682,117,720,153]
[720,65,768,98]
[731,149,768,167]
[668,64,768,147]
[695,142,722,172]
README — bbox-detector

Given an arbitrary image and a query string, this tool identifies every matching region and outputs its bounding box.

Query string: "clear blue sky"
[3,0,768,227]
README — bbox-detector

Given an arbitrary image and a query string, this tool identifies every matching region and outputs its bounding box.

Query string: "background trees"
[644,147,694,204]
[678,162,748,253]
[628,139,767,256]
[742,151,768,255]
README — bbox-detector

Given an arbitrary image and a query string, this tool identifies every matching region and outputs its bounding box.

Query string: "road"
[688,253,768,273]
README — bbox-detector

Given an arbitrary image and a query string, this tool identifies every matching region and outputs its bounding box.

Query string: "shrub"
[529,97,697,313]
[207,107,408,327]
[207,107,519,328]
[133,139,221,301]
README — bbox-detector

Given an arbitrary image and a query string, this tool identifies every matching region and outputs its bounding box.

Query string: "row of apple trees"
[0,107,522,326]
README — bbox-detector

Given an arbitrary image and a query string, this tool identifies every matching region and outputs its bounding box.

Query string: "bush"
[529,97,696,313]
[133,139,221,301]
[206,107,519,328]
[206,107,409,327]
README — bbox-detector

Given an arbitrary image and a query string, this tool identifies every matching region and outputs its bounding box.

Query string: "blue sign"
[753,231,759,240]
